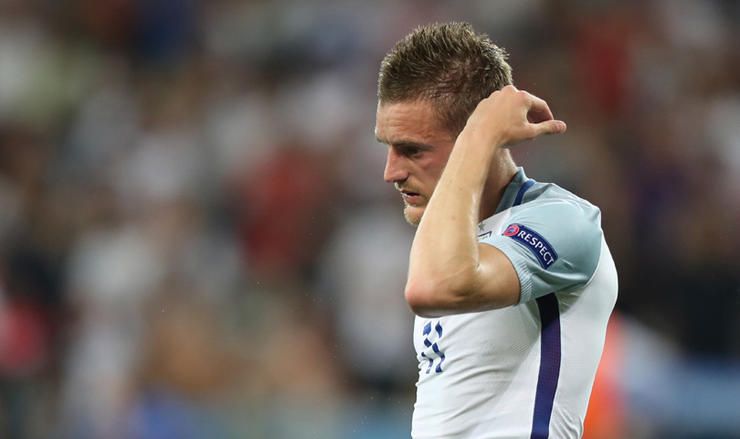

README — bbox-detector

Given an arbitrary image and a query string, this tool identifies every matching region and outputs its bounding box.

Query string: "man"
[374,23,618,438]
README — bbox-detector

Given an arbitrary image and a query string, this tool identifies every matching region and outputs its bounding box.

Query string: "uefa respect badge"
[503,224,558,269]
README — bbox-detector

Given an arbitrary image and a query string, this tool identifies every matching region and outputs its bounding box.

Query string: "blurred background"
[0,0,738,437]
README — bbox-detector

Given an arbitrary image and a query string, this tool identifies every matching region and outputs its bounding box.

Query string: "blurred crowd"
[0,0,738,438]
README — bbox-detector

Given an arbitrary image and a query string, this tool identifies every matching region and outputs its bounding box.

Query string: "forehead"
[374,100,454,145]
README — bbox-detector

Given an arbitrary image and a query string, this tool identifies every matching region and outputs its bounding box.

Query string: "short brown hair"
[378,22,513,135]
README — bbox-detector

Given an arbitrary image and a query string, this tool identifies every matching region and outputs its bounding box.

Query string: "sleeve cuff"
[513,255,533,304]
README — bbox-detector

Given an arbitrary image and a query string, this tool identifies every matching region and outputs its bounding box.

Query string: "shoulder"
[484,182,604,296]
[515,182,602,235]
[480,178,608,302]
[511,183,603,270]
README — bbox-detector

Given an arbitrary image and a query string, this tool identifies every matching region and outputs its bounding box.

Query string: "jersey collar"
[477,167,529,232]
[495,167,529,214]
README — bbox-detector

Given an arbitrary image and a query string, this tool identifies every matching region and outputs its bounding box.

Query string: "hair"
[378,22,513,135]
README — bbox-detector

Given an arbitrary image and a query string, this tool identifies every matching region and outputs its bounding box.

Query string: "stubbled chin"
[403,205,424,226]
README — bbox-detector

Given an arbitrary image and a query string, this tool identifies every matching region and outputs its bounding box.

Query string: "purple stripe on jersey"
[513,179,535,207]
[530,293,562,439]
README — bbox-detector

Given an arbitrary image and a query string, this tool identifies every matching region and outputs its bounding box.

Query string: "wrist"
[455,125,505,158]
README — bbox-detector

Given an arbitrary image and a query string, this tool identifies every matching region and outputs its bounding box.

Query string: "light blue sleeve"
[480,200,603,303]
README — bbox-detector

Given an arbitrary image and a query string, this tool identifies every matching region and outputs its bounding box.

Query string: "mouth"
[400,190,423,206]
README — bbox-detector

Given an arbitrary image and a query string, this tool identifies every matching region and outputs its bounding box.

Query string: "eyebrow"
[375,136,433,151]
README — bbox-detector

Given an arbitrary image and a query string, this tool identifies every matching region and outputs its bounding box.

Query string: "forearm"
[406,130,502,305]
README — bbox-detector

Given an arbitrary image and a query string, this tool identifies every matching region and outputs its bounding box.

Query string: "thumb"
[533,119,567,136]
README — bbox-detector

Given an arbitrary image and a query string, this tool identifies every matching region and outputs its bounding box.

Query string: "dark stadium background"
[0,0,738,438]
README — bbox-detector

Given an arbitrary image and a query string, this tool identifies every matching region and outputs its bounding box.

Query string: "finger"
[525,94,554,123]
[531,119,567,137]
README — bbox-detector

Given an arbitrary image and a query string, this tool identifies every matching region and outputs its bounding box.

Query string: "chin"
[403,205,424,226]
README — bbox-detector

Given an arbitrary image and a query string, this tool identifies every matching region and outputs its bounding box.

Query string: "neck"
[478,150,517,221]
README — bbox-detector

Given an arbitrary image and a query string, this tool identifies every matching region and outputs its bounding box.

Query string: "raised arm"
[405,85,567,317]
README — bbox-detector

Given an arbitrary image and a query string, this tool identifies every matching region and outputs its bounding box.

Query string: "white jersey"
[411,168,618,439]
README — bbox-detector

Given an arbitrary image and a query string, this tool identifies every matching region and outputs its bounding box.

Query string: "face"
[375,100,456,225]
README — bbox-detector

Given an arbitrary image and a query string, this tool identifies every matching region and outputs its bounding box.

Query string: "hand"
[460,85,567,148]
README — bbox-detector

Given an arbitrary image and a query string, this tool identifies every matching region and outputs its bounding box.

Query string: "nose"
[383,147,408,183]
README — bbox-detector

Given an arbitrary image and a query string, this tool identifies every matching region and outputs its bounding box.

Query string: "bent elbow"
[404,283,436,317]
[404,275,473,317]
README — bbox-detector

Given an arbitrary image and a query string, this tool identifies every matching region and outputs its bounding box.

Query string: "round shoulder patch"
[503,224,520,237]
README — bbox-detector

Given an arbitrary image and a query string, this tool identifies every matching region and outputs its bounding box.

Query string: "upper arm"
[405,199,603,317]
[470,243,522,309]
[405,244,519,317]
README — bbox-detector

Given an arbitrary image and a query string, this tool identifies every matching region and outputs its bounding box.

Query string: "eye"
[399,145,423,158]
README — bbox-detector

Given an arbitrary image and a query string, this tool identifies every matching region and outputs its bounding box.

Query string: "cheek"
[422,148,451,175]
[419,159,447,187]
